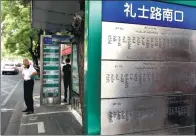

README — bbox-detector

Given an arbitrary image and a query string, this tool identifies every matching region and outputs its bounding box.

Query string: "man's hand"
[30,72,37,78]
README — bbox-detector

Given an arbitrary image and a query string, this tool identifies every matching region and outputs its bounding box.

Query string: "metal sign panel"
[102,22,196,61]
[131,126,195,135]
[101,95,196,135]
[101,61,196,98]
[101,0,196,135]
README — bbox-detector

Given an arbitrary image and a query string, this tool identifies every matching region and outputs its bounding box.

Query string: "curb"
[4,101,23,135]
[68,105,83,126]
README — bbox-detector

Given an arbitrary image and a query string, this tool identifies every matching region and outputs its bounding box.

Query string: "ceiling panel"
[31,0,80,32]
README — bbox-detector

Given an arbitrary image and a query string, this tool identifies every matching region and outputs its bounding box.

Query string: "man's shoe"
[22,109,28,112]
[26,111,34,115]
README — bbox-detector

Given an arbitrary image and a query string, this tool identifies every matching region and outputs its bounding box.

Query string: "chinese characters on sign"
[44,37,52,44]
[124,3,184,22]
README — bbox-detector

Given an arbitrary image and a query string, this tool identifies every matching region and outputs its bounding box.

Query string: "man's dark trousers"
[24,79,34,111]
[63,76,71,102]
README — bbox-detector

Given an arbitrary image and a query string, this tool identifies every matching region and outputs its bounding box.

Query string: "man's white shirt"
[22,65,36,80]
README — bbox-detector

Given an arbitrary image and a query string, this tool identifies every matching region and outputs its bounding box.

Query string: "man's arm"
[62,65,66,74]
[22,71,24,79]
[22,67,25,79]
[30,66,37,78]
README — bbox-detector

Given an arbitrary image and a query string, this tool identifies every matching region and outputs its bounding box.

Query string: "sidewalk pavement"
[19,79,82,135]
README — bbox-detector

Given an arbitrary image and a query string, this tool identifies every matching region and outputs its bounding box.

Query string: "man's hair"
[23,58,29,61]
[65,58,70,63]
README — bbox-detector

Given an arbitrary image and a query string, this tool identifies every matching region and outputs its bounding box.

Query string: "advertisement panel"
[72,44,79,94]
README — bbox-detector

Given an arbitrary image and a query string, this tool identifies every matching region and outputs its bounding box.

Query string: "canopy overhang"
[61,46,72,56]
[31,0,80,33]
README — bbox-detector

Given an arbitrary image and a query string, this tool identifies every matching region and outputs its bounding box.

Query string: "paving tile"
[19,125,28,135]
[19,79,82,135]
[25,124,38,135]
[1,112,13,135]
[20,110,82,135]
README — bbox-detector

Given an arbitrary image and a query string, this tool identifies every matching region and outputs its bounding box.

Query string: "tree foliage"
[2,1,39,60]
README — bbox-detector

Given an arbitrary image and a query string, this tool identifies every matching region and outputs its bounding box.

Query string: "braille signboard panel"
[135,126,195,135]
[102,22,196,61]
[101,0,196,135]
[101,61,196,98]
[101,95,196,135]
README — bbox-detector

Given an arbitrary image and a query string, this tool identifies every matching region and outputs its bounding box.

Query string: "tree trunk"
[36,29,44,59]
[77,38,84,133]
[76,15,85,133]
[29,37,38,66]
[29,29,44,67]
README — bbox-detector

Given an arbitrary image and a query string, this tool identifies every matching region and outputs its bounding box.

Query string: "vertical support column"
[165,1,196,7]
[40,35,44,105]
[57,40,62,104]
[84,0,102,135]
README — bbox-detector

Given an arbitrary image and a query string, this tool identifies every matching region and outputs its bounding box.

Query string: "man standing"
[22,59,37,114]
[63,58,72,103]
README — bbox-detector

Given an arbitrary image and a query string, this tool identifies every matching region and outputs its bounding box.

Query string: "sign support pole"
[84,0,102,135]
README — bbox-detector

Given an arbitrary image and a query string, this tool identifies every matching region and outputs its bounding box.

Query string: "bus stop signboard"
[84,0,196,135]
[40,35,72,105]
[101,0,196,135]
[40,35,61,105]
